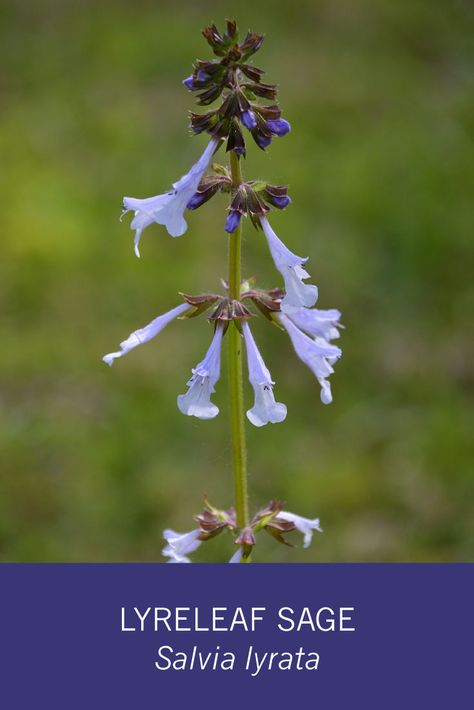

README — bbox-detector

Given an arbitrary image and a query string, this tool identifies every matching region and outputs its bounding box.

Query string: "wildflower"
[277,312,341,404]
[260,216,318,311]
[162,528,202,563]
[122,138,218,256]
[177,323,224,419]
[242,321,287,427]
[102,303,190,366]
[276,511,323,548]
[284,305,342,342]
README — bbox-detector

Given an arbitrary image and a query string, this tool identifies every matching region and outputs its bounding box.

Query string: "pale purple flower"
[284,305,342,342]
[162,528,202,563]
[102,303,190,366]
[277,511,323,548]
[229,546,243,563]
[260,216,318,311]
[277,312,341,404]
[177,324,224,419]
[122,138,218,257]
[242,321,287,427]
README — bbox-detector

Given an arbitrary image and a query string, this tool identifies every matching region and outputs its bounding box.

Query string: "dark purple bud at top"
[186,192,207,210]
[241,109,257,130]
[225,210,242,233]
[267,119,291,137]
[183,75,195,90]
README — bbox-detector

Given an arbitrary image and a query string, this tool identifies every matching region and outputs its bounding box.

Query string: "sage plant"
[104,21,342,562]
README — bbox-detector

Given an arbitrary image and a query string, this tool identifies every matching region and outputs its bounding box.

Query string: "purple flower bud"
[225,210,242,233]
[183,75,195,90]
[186,192,207,210]
[267,119,291,137]
[254,133,272,149]
[271,195,291,209]
[234,144,246,156]
[241,109,257,130]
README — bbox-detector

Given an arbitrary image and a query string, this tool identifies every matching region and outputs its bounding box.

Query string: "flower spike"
[108,21,344,562]
[122,138,218,256]
[102,303,190,366]
[177,323,224,419]
[260,216,318,311]
[242,321,287,427]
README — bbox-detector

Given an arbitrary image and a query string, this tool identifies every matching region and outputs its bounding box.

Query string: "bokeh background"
[1,0,473,561]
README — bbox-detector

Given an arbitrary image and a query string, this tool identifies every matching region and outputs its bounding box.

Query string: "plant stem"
[228,150,249,537]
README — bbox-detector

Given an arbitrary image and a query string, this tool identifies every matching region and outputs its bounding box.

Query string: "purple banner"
[0,564,472,708]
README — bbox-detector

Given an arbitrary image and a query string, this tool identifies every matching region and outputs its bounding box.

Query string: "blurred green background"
[1,0,473,562]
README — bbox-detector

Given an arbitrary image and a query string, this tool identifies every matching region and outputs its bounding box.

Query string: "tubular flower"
[277,312,341,404]
[260,216,318,311]
[276,511,323,548]
[102,303,190,366]
[162,528,202,563]
[284,305,342,342]
[242,321,287,427]
[122,138,218,256]
[177,323,224,419]
[229,546,243,563]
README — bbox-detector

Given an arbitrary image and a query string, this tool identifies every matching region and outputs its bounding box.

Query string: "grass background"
[1,0,473,561]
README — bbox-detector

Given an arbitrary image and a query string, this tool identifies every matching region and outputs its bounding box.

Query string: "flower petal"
[260,216,318,310]
[229,547,243,563]
[162,528,202,563]
[277,511,323,548]
[103,303,190,366]
[278,313,341,404]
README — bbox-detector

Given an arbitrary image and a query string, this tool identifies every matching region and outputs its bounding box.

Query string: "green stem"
[228,150,249,539]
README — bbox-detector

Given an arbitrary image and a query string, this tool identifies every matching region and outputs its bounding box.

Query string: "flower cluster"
[103,269,342,422]
[185,20,290,156]
[162,499,323,563]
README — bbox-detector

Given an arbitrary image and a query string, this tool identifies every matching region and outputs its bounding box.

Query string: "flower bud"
[267,118,291,137]
[225,209,242,233]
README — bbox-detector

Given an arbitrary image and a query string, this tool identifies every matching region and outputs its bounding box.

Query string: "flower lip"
[277,312,341,404]
[276,511,323,548]
[177,323,224,420]
[162,528,202,563]
[102,302,191,366]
